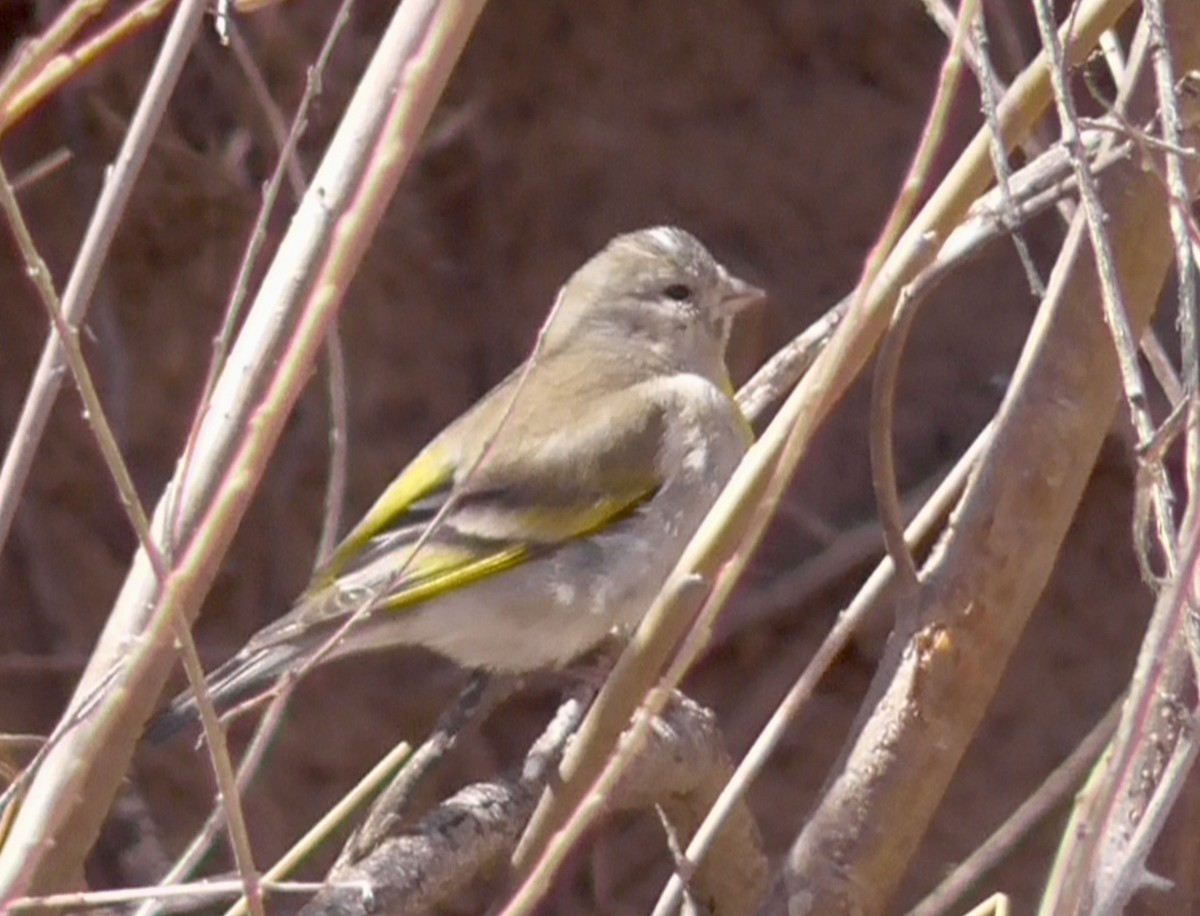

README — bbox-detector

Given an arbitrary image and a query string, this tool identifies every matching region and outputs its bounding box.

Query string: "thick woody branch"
[302,694,766,916]
[782,6,1200,914]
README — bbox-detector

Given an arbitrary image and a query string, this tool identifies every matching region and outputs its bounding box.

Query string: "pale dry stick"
[9,147,73,193]
[868,272,926,609]
[319,330,349,563]
[0,170,157,566]
[962,895,1010,916]
[0,0,296,133]
[0,653,86,674]
[919,0,988,87]
[167,630,266,916]
[0,0,490,900]
[1068,84,1200,502]
[227,22,309,195]
[0,165,267,916]
[908,700,1121,916]
[1075,114,1200,159]
[1099,28,1128,82]
[925,0,1066,298]
[734,295,848,422]
[968,11,1047,297]
[1072,33,1200,592]
[0,0,206,568]
[132,716,281,916]
[1033,0,1180,579]
[5,880,330,912]
[0,0,174,133]
[1140,398,1192,471]
[509,2,1137,912]
[1142,326,1186,404]
[859,0,977,310]
[861,0,981,622]
[138,637,319,916]
[226,18,350,563]
[170,0,353,551]
[1043,511,1200,908]
[0,662,125,823]
[0,0,108,112]
[1145,0,1200,510]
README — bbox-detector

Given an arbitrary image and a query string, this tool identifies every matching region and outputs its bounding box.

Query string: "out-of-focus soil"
[0,2,1170,912]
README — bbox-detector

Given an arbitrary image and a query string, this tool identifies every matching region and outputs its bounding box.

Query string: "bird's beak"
[718,271,767,317]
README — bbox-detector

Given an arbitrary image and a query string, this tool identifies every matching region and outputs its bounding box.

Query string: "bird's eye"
[663,283,692,301]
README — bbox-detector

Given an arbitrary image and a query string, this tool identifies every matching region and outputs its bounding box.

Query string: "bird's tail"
[144,643,304,745]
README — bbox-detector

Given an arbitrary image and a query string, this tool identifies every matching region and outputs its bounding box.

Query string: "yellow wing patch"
[318,443,455,583]
[382,543,530,611]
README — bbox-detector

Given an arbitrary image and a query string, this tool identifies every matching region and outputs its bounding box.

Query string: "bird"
[147,226,763,742]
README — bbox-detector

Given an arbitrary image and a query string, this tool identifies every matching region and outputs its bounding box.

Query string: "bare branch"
[0,0,490,900]
[784,6,1200,911]
[301,693,764,916]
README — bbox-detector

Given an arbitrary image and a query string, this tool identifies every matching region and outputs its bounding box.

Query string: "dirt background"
[0,2,1177,913]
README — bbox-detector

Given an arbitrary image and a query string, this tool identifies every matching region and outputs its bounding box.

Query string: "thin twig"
[172,0,353,549]
[908,700,1121,916]
[869,275,927,610]
[0,162,266,916]
[0,0,207,568]
[723,468,944,645]
[227,18,351,567]
[5,880,332,912]
[868,0,977,622]
[0,0,110,117]
[1144,0,1200,512]
[652,417,989,916]
[0,0,490,900]
[217,738,417,916]
[337,674,499,868]
[1032,0,1179,582]
[9,147,73,193]
[970,14,1046,297]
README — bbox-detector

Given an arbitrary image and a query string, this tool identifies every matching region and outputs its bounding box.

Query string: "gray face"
[545,226,759,376]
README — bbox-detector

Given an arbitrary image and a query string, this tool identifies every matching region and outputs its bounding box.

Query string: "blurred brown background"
[0,2,1157,912]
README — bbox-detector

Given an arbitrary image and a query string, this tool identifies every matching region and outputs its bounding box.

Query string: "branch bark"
[303,694,766,916]
[783,4,1200,912]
